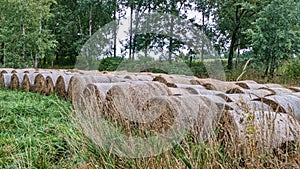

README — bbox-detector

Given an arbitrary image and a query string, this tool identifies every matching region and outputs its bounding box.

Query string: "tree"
[246,0,300,77]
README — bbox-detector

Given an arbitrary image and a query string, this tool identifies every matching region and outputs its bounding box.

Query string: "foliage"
[281,57,300,81]
[99,56,124,71]
[246,0,300,77]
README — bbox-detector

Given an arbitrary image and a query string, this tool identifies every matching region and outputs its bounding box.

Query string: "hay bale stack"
[218,110,300,150]
[253,95,300,120]
[67,75,112,100]
[0,68,15,74]
[22,73,39,92]
[0,73,12,88]
[153,74,196,87]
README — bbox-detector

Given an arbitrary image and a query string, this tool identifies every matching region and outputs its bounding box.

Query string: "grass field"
[1,88,299,169]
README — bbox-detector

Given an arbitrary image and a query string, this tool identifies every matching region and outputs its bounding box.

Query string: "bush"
[98,57,124,71]
[282,57,300,81]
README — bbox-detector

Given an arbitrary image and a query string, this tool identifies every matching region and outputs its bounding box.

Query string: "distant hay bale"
[258,87,294,95]
[196,79,241,93]
[44,73,62,96]
[33,73,52,94]
[153,74,196,87]
[289,87,300,92]
[0,73,12,88]
[235,80,266,89]
[218,110,300,150]
[168,87,193,96]
[253,95,300,120]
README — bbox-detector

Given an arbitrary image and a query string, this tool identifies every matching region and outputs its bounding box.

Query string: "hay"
[201,95,233,110]
[223,93,259,103]
[102,82,171,131]
[55,75,73,98]
[33,73,52,94]
[235,80,266,89]
[67,75,112,100]
[153,74,195,87]
[10,73,25,90]
[0,73,12,88]
[22,73,38,92]
[199,79,241,93]
[138,96,221,140]
[219,110,300,149]
[253,95,300,120]
[168,87,193,96]
[246,88,274,98]
[258,87,294,95]
[289,87,300,92]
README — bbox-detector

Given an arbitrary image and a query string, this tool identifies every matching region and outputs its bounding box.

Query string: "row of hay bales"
[1,68,300,151]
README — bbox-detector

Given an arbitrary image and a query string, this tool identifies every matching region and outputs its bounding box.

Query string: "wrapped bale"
[289,87,300,92]
[258,87,294,95]
[44,73,62,96]
[236,80,266,90]
[153,74,196,87]
[10,73,25,90]
[223,93,259,103]
[102,82,172,131]
[55,75,73,98]
[67,75,112,100]
[195,78,241,93]
[138,96,222,140]
[0,68,15,74]
[33,73,52,94]
[175,84,205,94]
[253,95,300,120]
[22,73,39,92]
[218,110,300,150]
[0,73,12,88]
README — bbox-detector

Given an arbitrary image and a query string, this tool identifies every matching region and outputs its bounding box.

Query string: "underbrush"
[1,89,299,168]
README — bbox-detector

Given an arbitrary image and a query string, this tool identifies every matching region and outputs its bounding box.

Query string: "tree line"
[0,0,299,77]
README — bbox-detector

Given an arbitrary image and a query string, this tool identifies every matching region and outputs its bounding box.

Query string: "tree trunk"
[21,16,26,67]
[168,17,174,64]
[201,7,205,62]
[89,4,93,37]
[129,2,134,60]
[0,43,4,65]
[113,0,117,58]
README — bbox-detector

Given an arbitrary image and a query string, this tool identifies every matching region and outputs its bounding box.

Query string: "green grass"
[0,89,80,168]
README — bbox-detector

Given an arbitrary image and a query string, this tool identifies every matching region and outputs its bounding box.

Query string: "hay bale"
[67,75,112,100]
[198,79,241,93]
[0,73,12,88]
[292,92,300,98]
[223,93,259,103]
[265,84,283,88]
[219,110,300,149]
[153,74,196,87]
[0,68,15,74]
[102,82,171,130]
[259,87,294,95]
[201,95,233,110]
[55,75,73,98]
[33,73,52,94]
[168,87,193,96]
[236,80,266,89]
[138,95,222,139]
[44,73,62,96]
[253,95,300,120]
[10,73,25,90]
[289,87,300,92]
[22,73,38,92]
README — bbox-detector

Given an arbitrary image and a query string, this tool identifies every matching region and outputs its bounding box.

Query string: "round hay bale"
[201,95,233,111]
[0,73,12,88]
[289,87,300,92]
[253,95,300,120]
[153,74,195,87]
[223,93,259,103]
[67,75,112,101]
[55,75,73,98]
[22,73,39,92]
[33,73,51,94]
[121,74,154,81]
[102,82,171,130]
[246,88,275,98]
[10,73,25,90]
[168,87,193,96]
[198,79,240,93]
[175,84,205,94]
[235,80,265,89]
[138,96,221,139]
[218,110,300,150]
[258,87,294,95]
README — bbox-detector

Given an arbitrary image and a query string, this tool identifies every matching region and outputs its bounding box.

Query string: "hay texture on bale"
[102,81,171,132]
[195,78,242,93]
[22,73,39,92]
[138,95,222,140]
[218,110,300,150]
[55,75,74,98]
[10,73,25,90]
[67,75,112,100]
[44,73,63,96]
[289,87,300,92]
[236,80,266,90]
[33,73,52,94]
[253,95,300,120]
[259,87,294,95]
